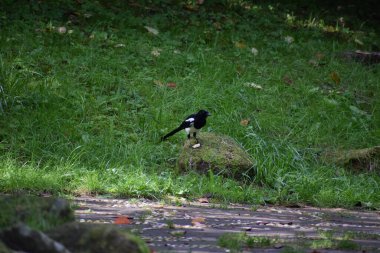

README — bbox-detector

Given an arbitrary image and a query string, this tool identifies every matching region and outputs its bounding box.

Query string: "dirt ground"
[75,197,380,253]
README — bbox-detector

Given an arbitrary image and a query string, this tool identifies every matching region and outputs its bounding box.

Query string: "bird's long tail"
[161,126,184,141]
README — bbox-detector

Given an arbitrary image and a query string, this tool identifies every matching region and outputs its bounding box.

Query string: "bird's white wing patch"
[185,118,195,123]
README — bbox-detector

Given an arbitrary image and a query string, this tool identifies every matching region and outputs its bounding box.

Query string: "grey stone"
[48,222,150,253]
[0,223,71,253]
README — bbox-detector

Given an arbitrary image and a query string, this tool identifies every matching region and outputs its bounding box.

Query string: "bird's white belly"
[185,126,198,135]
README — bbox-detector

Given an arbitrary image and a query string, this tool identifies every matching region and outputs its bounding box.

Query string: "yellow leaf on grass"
[330,71,341,85]
[240,119,250,126]
[234,41,247,49]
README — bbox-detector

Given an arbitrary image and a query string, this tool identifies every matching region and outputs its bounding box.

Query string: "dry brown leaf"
[240,119,250,126]
[197,198,209,203]
[330,71,341,85]
[114,216,132,225]
[191,217,205,226]
[167,82,177,88]
[234,41,247,49]
[315,52,325,60]
[283,75,293,85]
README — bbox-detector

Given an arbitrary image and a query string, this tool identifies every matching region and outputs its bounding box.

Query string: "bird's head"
[197,110,211,117]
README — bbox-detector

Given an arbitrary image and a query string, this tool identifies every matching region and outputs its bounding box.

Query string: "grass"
[0,0,380,208]
[218,232,273,252]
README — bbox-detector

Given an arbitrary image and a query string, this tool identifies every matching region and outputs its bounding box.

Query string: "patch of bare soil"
[75,197,380,253]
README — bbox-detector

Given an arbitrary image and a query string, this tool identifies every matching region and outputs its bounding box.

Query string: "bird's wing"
[179,117,194,129]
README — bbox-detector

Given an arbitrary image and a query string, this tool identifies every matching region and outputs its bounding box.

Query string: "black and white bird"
[161,110,211,143]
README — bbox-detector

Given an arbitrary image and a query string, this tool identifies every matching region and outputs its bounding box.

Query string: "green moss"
[0,194,74,231]
[0,241,11,253]
[336,240,360,250]
[178,133,255,179]
[48,223,150,253]
[322,146,380,173]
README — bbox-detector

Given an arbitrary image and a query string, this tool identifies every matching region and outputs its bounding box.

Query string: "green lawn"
[0,0,379,208]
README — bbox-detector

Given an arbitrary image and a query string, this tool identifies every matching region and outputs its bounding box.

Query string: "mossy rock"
[0,241,11,253]
[322,146,380,173]
[178,132,255,179]
[48,222,150,253]
[0,195,74,231]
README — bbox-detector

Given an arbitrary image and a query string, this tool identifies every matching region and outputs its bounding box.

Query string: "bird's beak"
[207,112,211,116]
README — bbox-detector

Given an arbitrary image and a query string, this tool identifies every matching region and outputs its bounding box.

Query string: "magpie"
[161,110,211,143]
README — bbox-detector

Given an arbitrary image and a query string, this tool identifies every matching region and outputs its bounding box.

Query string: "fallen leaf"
[114,43,125,48]
[114,216,132,225]
[166,82,177,88]
[330,71,341,85]
[240,119,250,126]
[191,217,205,226]
[282,75,293,85]
[151,48,161,57]
[213,22,222,30]
[144,26,159,35]
[245,82,262,90]
[308,59,319,67]
[284,36,294,44]
[234,41,247,49]
[192,143,201,149]
[354,38,364,46]
[57,27,67,34]
[170,230,187,236]
[197,198,209,203]
[251,47,258,56]
[315,52,325,60]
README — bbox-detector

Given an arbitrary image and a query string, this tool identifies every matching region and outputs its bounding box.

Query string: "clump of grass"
[336,240,360,250]
[166,220,175,229]
[310,239,334,249]
[0,1,379,208]
[280,246,306,253]
[218,233,247,252]
[218,232,274,251]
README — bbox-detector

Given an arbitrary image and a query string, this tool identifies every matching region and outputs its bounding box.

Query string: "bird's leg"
[193,132,199,144]
[187,134,191,139]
